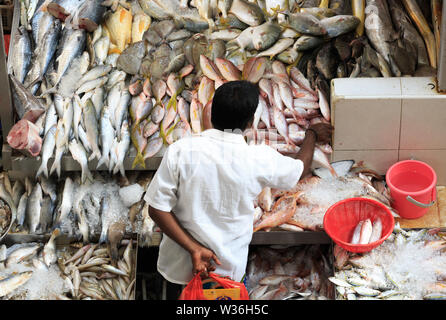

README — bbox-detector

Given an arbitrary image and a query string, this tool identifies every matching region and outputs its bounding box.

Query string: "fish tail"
[131,152,146,169]
[82,165,94,184]
[96,154,109,169]
[99,227,108,244]
[36,162,48,180]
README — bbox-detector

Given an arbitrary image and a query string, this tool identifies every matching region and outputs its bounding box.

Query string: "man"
[145,80,333,299]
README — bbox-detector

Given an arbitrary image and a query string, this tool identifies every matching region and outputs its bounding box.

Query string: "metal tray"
[250,231,332,245]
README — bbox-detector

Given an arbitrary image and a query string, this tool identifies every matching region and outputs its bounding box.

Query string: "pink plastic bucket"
[386,160,437,219]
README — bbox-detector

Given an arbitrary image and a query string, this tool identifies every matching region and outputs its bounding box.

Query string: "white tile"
[401,77,446,97]
[331,78,401,98]
[398,150,446,186]
[332,97,401,150]
[332,150,399,175]
[400,97,446,149]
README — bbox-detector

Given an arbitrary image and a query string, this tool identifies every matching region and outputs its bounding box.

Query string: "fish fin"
[99,228,108,244]
[131,152,146,169]
[96,154,109,169]
[36,162,48,180]
[82,166,94,184]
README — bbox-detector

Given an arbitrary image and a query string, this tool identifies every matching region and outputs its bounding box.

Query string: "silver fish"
[0,271,34,297]
[83,100,102,162]
[16,193,29,229]
[24,19,62,94]
[56,177,74,225]
[50,121,67,178]
[113,120,130,177]
[11,26,32,84]
[69,140,93,184]
[36,125,57,179]
[97,106,115,170]
[26,183,43,234]
[53,28,87,86]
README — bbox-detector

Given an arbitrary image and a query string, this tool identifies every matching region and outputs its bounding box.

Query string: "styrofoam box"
[331,77,446,185]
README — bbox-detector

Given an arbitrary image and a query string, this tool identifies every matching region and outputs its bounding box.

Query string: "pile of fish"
[350,218,382,245]
[0,237,136,300]
[246,245,334,300]
[0,170,155,245]
[0,200,12,239]
[253,160,398,232]
[331,224,446,300]
[7,0,442,167]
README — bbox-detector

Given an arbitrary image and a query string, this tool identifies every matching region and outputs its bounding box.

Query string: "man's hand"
[308,123,333,144]
[190,245,222,278]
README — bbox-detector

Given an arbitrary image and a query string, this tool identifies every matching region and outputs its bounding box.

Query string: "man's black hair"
[211,80,259,131]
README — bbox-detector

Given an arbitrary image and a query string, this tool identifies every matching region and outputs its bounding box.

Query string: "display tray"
[2,144,164,172]
[250,231,332,245]
[1,233,138,300]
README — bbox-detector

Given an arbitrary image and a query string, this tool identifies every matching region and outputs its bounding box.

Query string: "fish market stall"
[0,0,446,301]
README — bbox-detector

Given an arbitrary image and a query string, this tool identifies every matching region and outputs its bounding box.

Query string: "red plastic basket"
[323,197,395,253]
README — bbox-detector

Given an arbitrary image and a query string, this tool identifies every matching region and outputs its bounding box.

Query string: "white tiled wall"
[331,77,446,184]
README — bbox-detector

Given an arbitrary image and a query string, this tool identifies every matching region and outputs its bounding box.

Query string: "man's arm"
[290,123,333,178]
[149,206,221,276]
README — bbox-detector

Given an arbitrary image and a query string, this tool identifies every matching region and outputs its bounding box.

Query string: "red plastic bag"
[179,272,250,300]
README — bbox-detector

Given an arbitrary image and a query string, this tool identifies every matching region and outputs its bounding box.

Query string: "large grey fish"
[116,41,146,75]
[287,12,327,36]
[9,75,46,122]
[388,0,429,67]
[11,26,32,84]
[319,15,360,38]
[26,183,43,234]
[0,272,34,297]
[39,195,53,234]
[36,124,57,179]
[24,19,62,95]
[364,0,401,76]
[30,1,53,44]
[52,28,86,87]
[83,99,102,162]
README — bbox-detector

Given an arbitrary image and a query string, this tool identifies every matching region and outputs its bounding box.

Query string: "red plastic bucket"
[386,160,437,219]
[323,198,395,253]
